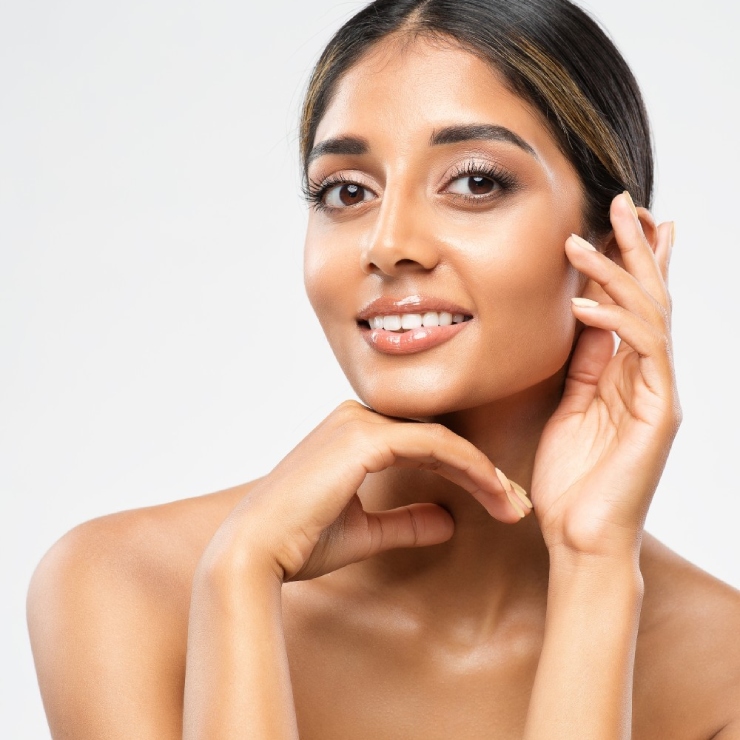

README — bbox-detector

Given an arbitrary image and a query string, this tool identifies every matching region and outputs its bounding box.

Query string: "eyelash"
[447,160,519,200]
[303,160,519,212]
[303,173,358,212]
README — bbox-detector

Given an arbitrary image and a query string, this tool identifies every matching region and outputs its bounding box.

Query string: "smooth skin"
[28,37,740,739]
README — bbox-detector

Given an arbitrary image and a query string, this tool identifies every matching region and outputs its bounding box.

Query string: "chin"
[348,375,496,421]
[360,395,458,421]
[345,351,572,422]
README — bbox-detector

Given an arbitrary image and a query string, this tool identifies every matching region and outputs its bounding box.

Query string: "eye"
[447,174,499,197]
[323,182,375,208]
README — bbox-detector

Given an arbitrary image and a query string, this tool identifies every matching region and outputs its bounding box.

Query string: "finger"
[611,192,669,309]
[566,234,666,329]
[358,422,527,523]
[364,503,455,554]
[653,221,675,286]
[558,327,615,415]
[287,500,455,580]
[570,298,671,392]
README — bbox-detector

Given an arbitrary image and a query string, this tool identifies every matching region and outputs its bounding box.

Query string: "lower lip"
[359,321,471,355]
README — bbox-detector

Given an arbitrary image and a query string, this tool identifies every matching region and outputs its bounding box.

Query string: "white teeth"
[400,313,423,329]
[422,311,439,327]
[383,315,402,331]
[370,311,468,331]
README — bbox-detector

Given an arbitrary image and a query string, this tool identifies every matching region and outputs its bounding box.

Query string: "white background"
[2,0,738,735]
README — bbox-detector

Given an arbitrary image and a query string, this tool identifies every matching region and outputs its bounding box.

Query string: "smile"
[356,297,474,355]
[364,311,470,331]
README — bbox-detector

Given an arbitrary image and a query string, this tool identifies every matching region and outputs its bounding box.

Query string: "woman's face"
[304,37,587,419]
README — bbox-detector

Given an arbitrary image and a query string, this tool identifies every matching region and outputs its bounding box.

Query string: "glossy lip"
[356,295,474,356]
[356,294,473,321]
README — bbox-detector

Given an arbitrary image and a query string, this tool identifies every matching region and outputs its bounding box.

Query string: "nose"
[360,186,440,276]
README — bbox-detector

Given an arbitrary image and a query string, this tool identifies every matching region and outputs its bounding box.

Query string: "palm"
[532,325,673,555]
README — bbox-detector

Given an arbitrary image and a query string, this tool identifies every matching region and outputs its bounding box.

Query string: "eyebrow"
[306,136,369,168]
[306,123,537,168]
[430,124,537,158]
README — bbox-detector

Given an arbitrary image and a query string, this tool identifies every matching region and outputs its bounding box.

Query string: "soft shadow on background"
[1,0,738,735]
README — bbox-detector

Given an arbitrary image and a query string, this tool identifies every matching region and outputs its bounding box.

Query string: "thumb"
[286,500,454,581]
[364,503,455,555]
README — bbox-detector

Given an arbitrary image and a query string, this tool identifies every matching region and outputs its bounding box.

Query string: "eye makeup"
[304,156,521,213]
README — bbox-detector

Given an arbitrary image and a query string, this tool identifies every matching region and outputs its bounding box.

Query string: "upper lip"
[356,295,474,321]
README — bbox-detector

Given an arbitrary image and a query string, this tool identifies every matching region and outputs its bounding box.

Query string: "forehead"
[313,36,560,161]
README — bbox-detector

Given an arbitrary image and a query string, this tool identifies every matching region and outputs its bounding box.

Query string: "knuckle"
[336,399,365,418]
[406,507,420,546]
[424,422,448,438]
[650,331,670,357]
[333,401,372,434]
[669,396,684,431]
[665,291,674,315]
[654,302,670,330]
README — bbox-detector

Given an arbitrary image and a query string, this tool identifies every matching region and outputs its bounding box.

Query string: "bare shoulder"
[27,480,258,740]
[635,533,740,739]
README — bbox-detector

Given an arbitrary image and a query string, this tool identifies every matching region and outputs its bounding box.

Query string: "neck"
[348,371,565,641]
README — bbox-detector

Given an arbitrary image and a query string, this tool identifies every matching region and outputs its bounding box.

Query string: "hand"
[531,192,680,558]
[202,401,530,582]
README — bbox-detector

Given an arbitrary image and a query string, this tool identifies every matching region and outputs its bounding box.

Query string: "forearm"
[183,561,298,740]
[523,552,644,740]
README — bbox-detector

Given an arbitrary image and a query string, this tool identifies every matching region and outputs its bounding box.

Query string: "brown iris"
[467,176,494,195]
[339,183,365,206]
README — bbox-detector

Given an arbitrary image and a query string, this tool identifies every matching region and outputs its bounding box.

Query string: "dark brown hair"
[299,0,653,238]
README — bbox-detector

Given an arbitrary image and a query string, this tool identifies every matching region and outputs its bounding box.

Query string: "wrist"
[195,521,285,594]
[547,548,644,600]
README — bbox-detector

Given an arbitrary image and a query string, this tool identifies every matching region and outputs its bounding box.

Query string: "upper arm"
[27,517,187,740]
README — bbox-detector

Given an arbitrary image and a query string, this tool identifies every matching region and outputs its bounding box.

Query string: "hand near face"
[531,192,680,558]
[199,401,528,583]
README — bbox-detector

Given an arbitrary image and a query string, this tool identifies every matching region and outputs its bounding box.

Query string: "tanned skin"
[28,38,740,739]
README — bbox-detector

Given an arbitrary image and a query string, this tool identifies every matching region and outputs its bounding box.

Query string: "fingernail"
[623,191,639,220]
[511,480,533,510]
[571,297,599,308]
[670,222,676,247]
[570,234,596,251]
[507,490,526,519]
[495,467,513,494]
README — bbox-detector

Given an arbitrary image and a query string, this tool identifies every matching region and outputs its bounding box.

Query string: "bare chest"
[286,624,537,739]
[281,587,719,740]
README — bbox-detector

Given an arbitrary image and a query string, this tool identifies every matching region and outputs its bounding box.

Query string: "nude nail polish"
[670,222,676,247]
[495,467,513,493]
[623,191,639,219]
[571,297,599,308]
[507,491,526,519]
[511,481,533,510]
[570,234,596,251]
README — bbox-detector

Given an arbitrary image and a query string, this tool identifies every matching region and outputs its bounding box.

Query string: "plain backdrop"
[2,0,739,735]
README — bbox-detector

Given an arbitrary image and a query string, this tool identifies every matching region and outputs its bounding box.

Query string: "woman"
[27,0,740,737]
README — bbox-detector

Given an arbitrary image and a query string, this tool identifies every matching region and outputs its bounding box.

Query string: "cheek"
[303,226,355,345]
[474,246,579,360]
[456,197,583,386]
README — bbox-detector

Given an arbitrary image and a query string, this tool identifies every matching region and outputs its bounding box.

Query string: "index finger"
[611,192,669,308]
[653,221,675,285]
